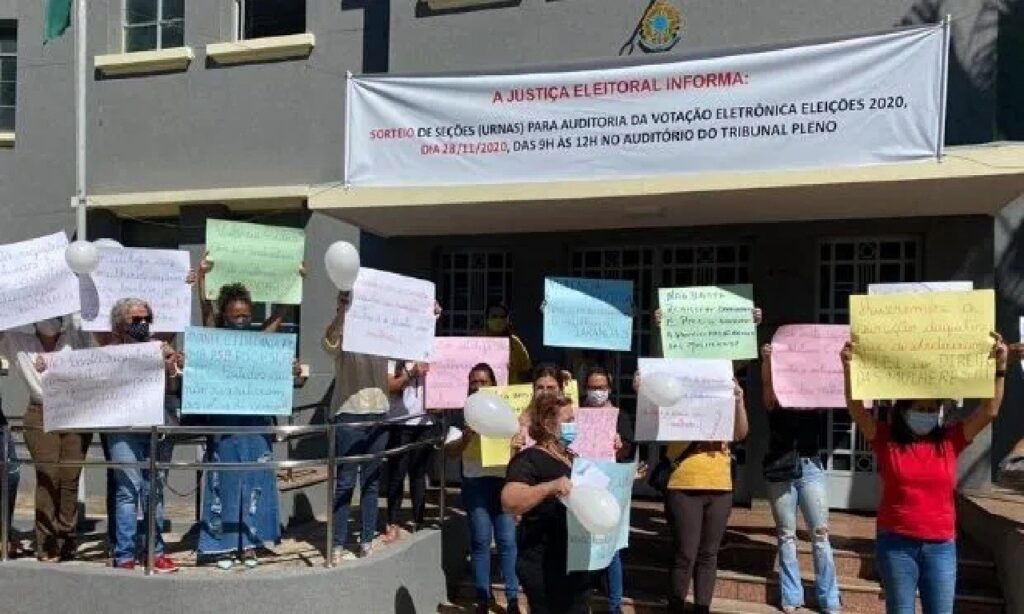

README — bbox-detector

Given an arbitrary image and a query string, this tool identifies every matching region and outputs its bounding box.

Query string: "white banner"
[0,233,81,330]
[80,247,192,332]
[346,25,947,187]
[342,268,437,361]
[41,342,167,432]
[635,357,736,442]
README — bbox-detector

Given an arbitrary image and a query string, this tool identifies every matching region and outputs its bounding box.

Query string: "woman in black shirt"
[501,391,591,613]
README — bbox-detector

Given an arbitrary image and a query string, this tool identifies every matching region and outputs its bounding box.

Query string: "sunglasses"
[130,315,154,324]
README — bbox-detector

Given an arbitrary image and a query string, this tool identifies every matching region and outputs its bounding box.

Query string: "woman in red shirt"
[840,334,1007,614]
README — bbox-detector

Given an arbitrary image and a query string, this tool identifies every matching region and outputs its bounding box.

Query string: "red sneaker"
[152,555,179,574]
[114,560,136,571]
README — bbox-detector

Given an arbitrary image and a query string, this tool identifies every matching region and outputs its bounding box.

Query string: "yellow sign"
[477,382,580,467]
[850,290,995,400]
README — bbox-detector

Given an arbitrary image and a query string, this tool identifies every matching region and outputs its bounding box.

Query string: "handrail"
[0,409,452,575]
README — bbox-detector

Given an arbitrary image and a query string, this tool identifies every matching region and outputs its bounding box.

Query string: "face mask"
[559,422,578,446]
[225,318,251,331]
[586,389,610,407]
[904,409,941,436]
[486,318,507,334]
[34,318,62,337]
[125,321,151,343]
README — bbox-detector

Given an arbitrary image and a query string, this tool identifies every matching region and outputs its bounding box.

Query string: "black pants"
[384,424,434,527]
[665,489,733,611]
[516,548,591,614]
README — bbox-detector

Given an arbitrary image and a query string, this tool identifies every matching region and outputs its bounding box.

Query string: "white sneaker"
[331,547,358,564]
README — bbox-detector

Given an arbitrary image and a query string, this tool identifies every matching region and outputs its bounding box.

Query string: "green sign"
[658,284,756,359]
[205,219,305,305]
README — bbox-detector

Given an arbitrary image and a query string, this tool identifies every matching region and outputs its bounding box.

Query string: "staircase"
[443,499,1006,613]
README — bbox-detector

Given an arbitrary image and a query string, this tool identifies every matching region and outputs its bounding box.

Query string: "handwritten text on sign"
[566,459,635,572]
[426,337,509,409]
[343,268,437,361]
[770,325,850,409]
[570,407,619,461]
[205,219,305,305]
[635,357,735,442]
[850,290,995,400]
[867,281,973,295]
[182,327,297,416]
[659,285,756,359]
[81,248,192,333]
[543,277,633,351]
[0,233,81,330]
[42,342,166,432]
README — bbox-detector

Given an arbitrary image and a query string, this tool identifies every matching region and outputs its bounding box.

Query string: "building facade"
[0,0,1021,510]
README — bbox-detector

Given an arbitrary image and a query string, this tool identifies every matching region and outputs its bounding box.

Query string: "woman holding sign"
[382,359,434,543]
[841,335,1007,614]
[445,364,520,614]
[502,392,590,614]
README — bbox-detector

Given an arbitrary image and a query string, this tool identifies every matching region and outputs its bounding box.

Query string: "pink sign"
[426,337,509,409]
[770,325,850,409]
[570,407,619,461]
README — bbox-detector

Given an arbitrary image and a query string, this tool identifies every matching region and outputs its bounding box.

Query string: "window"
[238,0,306,40]
[0,21,15,132]
[124,0,184,52]
[438,250,512,335]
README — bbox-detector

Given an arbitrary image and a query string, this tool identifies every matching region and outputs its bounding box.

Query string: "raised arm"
[733,379,750,441]
[841,340,877,441]
[963,332,1008,442]
[760,343,779,411]
[197,251,215,328]
[263,261,307,332]
[322,291,348,354]
[501,476,571,516]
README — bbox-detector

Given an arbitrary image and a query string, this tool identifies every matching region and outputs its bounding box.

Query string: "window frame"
[235,0,307,41]
[0,20,16,134]
[122,0,184,53]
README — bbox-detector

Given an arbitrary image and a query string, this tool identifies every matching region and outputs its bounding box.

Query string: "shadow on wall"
[341,0,391,73]
[395,586,416,614]
[897,0,1012,145]
[993,201,1024,477]
[997,1,1024,138]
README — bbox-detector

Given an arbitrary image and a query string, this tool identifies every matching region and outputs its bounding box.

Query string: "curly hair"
[215,283,252,324]
[526,391,572,444]
[109,297,152,331]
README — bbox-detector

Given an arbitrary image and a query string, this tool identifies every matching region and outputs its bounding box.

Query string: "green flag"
[44,0,72,43]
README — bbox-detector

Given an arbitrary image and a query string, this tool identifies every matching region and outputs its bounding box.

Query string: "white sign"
[0,233,82,330]
[342,268,437,361]
[635,357,735,442]
[867,281,973,295]
[80,248,192,332]
[41,342,166,432]
[347,25,947,187]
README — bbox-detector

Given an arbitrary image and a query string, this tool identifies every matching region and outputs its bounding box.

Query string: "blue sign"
[181,327,296,416]
[543,277,633,351]
[567,459,636,572]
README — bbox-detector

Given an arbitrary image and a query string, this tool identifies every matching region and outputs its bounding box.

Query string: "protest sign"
[635,357,735,441]
[543,277,633,351]
[478,383,580,467]
[659,285,756,359]
[42,342,166,432]
[868,281,973,295]
[80,247,192,332]
[426,337,509,409]
[850,290,994,400]
[205,219,305,305]
[0,233,81,330]
[182,327,297,415]
[770,325,849,408]
[342,268,437,361]
[567,459,636,572]
[570,407,619,461]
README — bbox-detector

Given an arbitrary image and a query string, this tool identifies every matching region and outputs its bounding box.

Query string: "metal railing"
[0,411,449,576]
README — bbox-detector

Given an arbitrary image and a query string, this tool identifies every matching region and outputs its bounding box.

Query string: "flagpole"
[74,0,87,241]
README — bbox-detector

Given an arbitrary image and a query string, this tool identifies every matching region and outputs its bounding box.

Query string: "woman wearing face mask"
[841,334,1007,614]
[0,316,93,561]
[502,392,591,614]
[484,303,532,385]
[196,251,306,332]
[99,298,180,572]
[445,364,520,614]
[579,366,634,614]
[195,283,303,570]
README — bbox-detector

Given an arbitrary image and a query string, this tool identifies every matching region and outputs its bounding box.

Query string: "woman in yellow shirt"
[484,302,532,384]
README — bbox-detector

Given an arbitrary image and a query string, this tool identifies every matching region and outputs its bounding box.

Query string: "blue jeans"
[2,429,18,531]
[766,457,841,612]
[332,412,388,549]
[607,549,624,612]
[876,531,956,614]
[462,476,518,603]
[106,433,171,564]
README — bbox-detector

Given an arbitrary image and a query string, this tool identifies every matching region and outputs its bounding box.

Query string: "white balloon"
[94,238,123,249]
[65,240,99,274]
[566,485,621,536]
[464,391,519,438]
[640,372,685,407]
[324,241,361,291]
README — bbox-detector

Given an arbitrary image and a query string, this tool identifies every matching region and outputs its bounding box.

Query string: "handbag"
[762,448,802,482]
[648,442,697,494]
